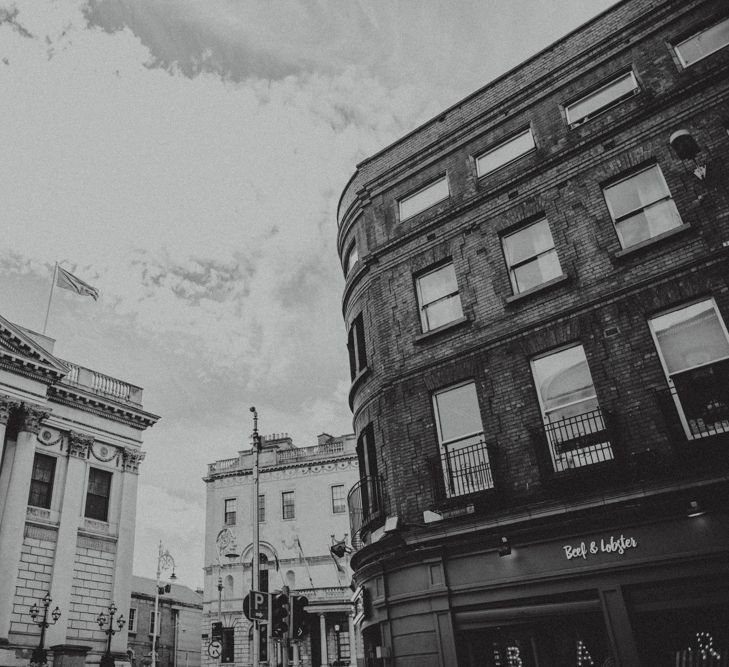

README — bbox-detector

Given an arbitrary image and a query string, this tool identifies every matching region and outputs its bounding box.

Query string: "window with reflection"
[398,176,449,221]
[602,164,682,249]
[416,262,463,332]
[476,127,536,177]
[565,70,639,126]
[433,382,492,496]
[674,16,729,67]
[28,453,56,509]
[649,298,729,438]
[502,218,562,294]
[531,345,613,471]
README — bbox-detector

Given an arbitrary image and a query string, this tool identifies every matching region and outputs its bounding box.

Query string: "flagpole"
[42,263,58,335]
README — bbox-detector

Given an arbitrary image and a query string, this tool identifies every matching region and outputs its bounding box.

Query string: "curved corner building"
[336,0,729,664]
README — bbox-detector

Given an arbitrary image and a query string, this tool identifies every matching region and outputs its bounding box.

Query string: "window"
[398,176,449,221]
[258,494,265,523]
[128,608,136,633]
[416,263,464,332]
[222,627,235,664]
[28,453,56,509]
[531,345,613,471]
[259,554,269,592]
[224,498,236,525]
[602,164,682,249]
[476,128,536,177]
[331,485,346,514]
[356,424,380,517]
[347,313,367,381]
[502,218,562,294]
[85,468,112,521]
[282,491,295,520]
[649,299,729,438]
[344,242,359,276]
[433,382,493,496]
[674,16,729,67]
[338,629,352,661]
[149,610,159,636]
[565,71,639,126]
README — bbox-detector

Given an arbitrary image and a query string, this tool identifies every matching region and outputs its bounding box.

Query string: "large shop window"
[347,313,368,381]
[649,298,729,438]
[602,164,682,249]
[531,345,614,472]
[85,467,112,521]
[433,382,493,496]
[674,16,729,67]
[458,611,612,667]
[502,218,562,294]
[28,453,56,509]
[416,262,464,332]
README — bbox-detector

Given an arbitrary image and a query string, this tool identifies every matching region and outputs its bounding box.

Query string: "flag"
[56,266,99,301]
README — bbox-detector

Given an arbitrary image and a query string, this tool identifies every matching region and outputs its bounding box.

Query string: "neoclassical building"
[0,315,158,667]
[203,433,359,667]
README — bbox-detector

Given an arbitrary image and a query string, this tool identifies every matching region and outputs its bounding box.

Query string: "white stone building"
[0,316,158,667]
[202,433,359,667]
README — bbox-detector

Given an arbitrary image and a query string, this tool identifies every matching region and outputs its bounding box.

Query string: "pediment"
[0,315,68,380]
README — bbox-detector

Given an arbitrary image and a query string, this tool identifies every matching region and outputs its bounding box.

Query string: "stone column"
[347,613,356,667]
[47,432,92,648]
[110,448,144,654]
[319,614,328,667]
[0,397,18,520]
[0,404,48,640]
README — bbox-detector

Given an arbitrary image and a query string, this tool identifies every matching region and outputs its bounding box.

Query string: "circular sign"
[207,641,222,659]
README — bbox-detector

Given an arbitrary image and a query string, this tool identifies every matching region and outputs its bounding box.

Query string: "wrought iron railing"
[542,407,614,472]
[429,437,494,501]
[347,475,387,549]
[671,359,729,438]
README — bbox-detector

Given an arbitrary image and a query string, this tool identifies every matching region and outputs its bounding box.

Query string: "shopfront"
[354,505,729,667]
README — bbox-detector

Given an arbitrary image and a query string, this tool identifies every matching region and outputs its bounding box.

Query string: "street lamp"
[28,592,61,667]
[96,602,126,667]
[152,541,177,667]
[333,624,342,667]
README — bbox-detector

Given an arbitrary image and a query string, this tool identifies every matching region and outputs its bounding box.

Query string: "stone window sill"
[504,274,569,305]
[414,316,471,344]
[611,222,692,261]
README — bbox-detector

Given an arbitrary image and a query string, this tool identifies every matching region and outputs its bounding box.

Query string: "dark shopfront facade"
[353,487,729,667]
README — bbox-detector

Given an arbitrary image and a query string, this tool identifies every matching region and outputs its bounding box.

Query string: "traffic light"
[291,595,310,639]
[271,592,289,638]
[158,583,171,595]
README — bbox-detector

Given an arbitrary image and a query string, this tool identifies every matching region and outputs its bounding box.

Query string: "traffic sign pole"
[282,586,290,667]
[250,408,261,667]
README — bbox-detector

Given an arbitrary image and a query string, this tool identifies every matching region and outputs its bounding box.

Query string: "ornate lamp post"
[29,592,61,667]
[152,541,177,667]
[96,602,126,667]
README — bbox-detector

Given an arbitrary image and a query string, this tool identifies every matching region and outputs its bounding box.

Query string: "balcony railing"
[542,407,614,472]
[61,362,143,405]
[207,457,240,475]
[276,441,345,463]
[347,475,387,549]
[428,437,494,501]
[671,359,729,438]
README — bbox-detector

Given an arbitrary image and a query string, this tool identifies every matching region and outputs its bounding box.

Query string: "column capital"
[17,404,50,434]
[122,448,145,473]
[0,397,19,425]
[68,431,93,458]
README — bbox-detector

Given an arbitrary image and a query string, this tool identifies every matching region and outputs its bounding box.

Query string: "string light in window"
[696,632,721,661]
[576,639,595,666]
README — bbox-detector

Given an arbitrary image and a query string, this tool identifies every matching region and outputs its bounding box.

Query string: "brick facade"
[337,0,729,664]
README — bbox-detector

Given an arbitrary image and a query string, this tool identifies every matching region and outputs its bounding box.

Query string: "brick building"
[202,433,359,667]
[336,0,729,664]
[0,316,158,667]
[127,576,202,667]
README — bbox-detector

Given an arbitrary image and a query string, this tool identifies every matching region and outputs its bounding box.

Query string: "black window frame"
[85,467,112,521]
[28,453,56,509]
[347,313,368,381]
[224,498,237,526]
[282,491,295,520]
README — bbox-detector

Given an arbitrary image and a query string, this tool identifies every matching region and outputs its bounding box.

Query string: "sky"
[0,0,617,590]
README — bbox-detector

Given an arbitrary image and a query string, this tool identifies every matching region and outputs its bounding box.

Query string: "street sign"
[249,590,269,621]
[244,590,270,622]
[207,641,222,659]
[211,622,223,642]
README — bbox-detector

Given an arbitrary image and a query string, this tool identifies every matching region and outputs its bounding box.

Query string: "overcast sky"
[0,0,616,589]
